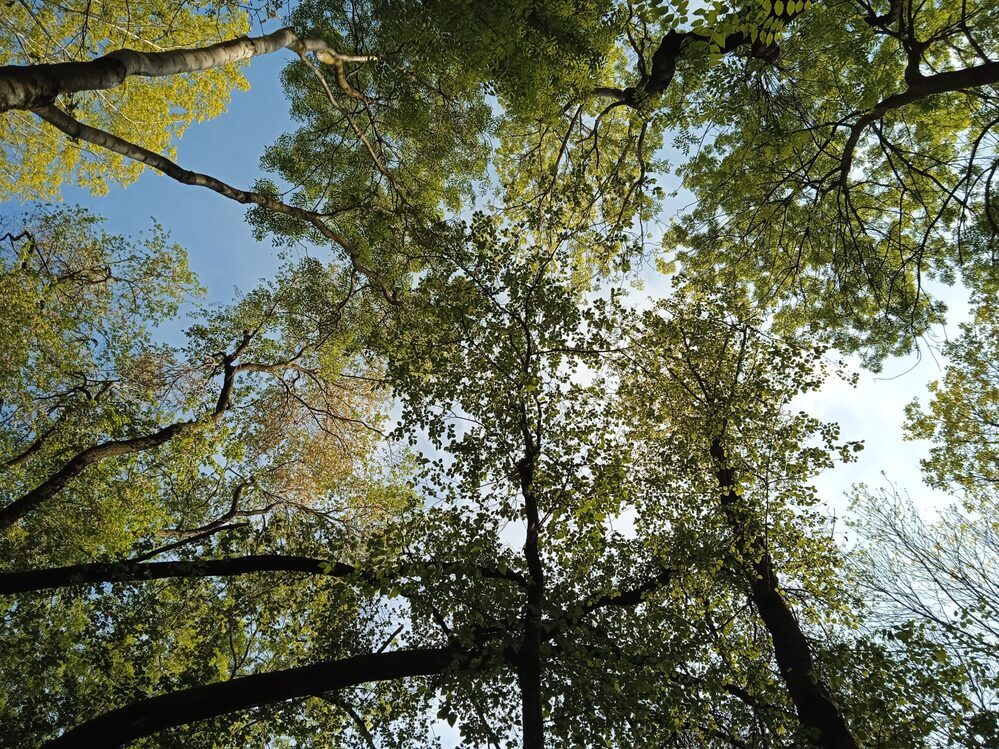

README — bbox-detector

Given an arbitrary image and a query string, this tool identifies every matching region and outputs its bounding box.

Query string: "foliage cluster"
[1,0,998,746]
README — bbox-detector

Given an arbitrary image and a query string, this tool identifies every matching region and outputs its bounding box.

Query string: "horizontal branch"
[45,646,458,748]
[0,27,372,112]
[581,567,675,614]
[0,554,528,595]
[0,554,344,594]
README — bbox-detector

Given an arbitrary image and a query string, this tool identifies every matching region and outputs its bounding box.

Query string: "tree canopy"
[1,0,998,747]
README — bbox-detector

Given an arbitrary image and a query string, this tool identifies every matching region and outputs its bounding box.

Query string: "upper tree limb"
[0,27,372,112]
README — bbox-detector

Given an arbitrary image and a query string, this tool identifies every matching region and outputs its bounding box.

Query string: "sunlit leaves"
[0,0,251,198]
[669,0,999,363]
[904,294,999,502]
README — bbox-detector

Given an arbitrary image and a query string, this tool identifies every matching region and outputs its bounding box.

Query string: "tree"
[849,488,999,747]
[665,0,999,361]
[0,206,388,559]
[618,287,864,747]
[3,216,934,747]
[845,294,999,746]
[3,1,999,746]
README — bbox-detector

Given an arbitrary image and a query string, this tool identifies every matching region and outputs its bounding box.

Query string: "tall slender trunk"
[517,415,546,749]
[710,439,859,749]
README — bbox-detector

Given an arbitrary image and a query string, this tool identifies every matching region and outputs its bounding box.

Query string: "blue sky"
[58,51,295,303]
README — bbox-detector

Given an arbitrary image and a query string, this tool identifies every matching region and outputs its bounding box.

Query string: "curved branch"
[840,61,999,187]
[44,646,458,748]
[0,333,251,531]
[614,22,785,106]
[31,104,399,302]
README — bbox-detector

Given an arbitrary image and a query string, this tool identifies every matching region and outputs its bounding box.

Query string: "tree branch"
[0,554,527,595]
[0,418,201,531]
[611,23,784,106]
[0,26,373,112]
[31,104,399,303]
[0,333,251,531]
[580,567,675,615]
[839,61,999,188]
[0,554,347,594]
[44,646,457,748]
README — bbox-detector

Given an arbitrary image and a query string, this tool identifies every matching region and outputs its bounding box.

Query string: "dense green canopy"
[1,0,998,746]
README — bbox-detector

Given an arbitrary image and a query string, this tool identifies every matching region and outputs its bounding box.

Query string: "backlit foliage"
[0,0,250,197]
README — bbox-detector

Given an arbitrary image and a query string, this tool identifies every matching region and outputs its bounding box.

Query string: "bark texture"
[0,28,362,112]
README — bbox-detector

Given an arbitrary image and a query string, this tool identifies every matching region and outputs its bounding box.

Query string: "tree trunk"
[710,439,859,749]
[516,428,546,749]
